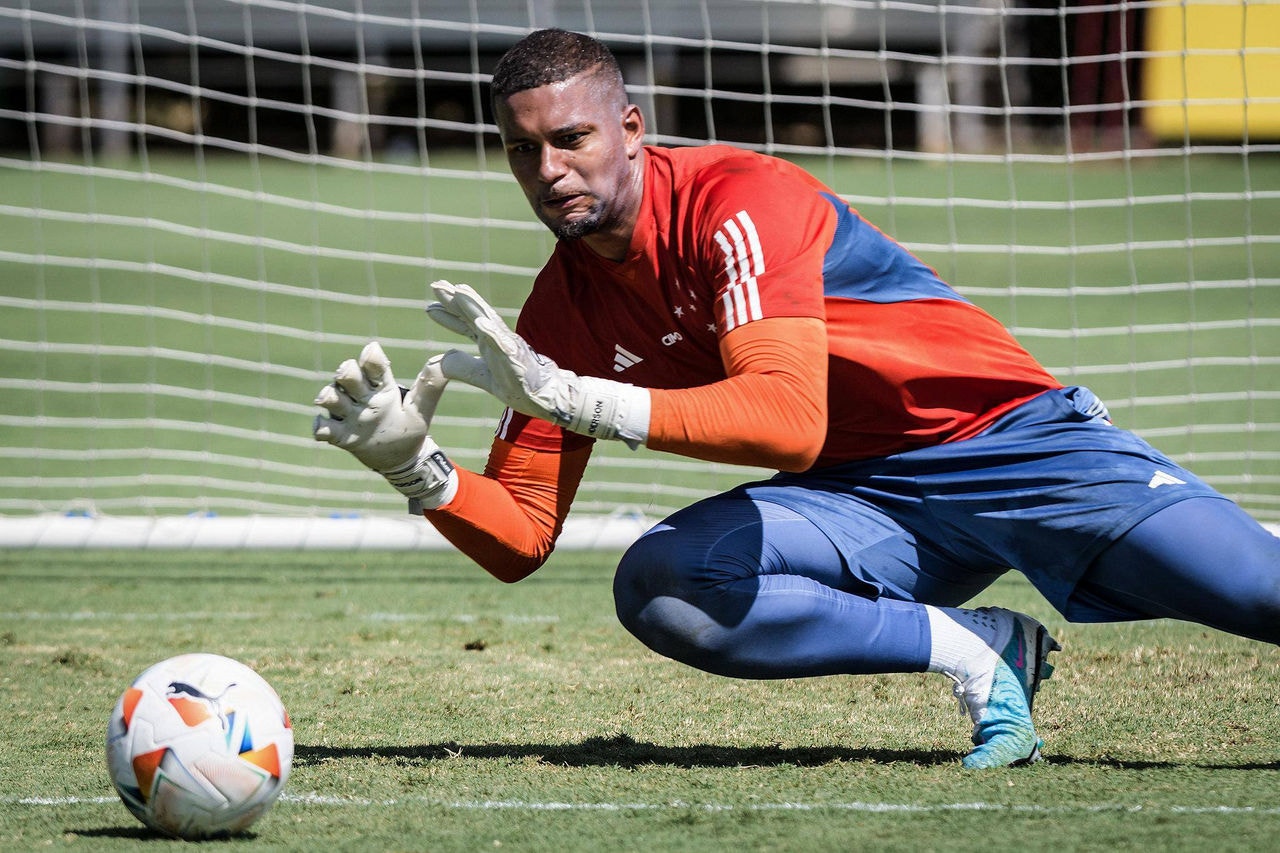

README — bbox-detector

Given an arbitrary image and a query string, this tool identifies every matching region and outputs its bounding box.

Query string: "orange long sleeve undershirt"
[424,439,591,582]
[425,315,829,581]
[647,316,828,472]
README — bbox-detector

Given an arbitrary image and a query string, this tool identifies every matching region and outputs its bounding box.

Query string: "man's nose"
[538,145,568,183]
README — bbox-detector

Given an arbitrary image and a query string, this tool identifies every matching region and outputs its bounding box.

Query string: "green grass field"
[1,549,1278,851]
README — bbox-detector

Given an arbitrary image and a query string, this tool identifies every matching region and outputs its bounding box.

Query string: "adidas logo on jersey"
[613,344,643,373]
[1148,470,1187,489]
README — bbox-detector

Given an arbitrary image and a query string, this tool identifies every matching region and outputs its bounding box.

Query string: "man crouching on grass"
[313,28,1280,769]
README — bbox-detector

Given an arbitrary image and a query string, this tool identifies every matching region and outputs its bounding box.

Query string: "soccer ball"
[105,653,293,839]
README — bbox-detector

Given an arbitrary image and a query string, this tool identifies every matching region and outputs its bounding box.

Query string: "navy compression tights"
[612,495,1279,680]
[1070,496,1280,644]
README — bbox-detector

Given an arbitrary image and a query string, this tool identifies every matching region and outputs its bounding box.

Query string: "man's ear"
[622,103,645,157]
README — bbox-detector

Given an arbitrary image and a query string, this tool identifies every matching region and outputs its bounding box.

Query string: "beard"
[539,194,609,241]
[552,213,602,240]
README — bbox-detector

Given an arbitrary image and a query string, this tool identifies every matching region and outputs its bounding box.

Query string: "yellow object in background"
[1143,0,1280,139]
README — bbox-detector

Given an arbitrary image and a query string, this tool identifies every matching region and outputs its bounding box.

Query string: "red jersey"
[503,144,1060,467]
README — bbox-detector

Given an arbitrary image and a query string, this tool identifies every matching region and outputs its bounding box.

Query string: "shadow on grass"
[297,734,957,768]
[63,826,257,843]
[295,735,1280,771]
[1041,755,1280,771]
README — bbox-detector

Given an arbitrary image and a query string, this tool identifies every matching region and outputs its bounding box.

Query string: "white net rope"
[0,1,1275,546]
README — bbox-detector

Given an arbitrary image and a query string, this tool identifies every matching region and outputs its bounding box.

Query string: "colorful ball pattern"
[105,653,293,839]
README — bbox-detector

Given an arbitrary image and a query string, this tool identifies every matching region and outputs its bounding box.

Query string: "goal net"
[1,0,1276,547]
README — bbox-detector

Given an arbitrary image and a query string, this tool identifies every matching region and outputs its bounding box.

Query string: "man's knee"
[1235,548,1280,644]
[612,527,753,663]
[1161,501,1280,643]
[612,530,668,635]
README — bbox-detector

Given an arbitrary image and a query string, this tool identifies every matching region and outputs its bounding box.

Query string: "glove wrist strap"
[567,377,651,450]
[381,438,458,510]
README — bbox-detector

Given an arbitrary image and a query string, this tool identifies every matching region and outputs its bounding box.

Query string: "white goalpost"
[0,0,1276,548]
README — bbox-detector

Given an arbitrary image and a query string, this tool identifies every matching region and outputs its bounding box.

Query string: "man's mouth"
[542,193,586,212]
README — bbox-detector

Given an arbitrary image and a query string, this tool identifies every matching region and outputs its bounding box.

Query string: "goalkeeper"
[314,29,1279,769]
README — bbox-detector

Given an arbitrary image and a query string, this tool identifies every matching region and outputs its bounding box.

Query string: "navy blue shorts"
[728,386,1226,614]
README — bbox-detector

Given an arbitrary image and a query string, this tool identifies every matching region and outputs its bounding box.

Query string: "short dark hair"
[490,28,626,106]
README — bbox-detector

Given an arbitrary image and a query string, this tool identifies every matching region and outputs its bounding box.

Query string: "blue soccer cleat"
[950,607,1060,770]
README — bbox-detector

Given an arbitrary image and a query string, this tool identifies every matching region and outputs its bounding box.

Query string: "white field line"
[370,613,560,624]
[0,611,261,621]
[8,794,1280,816]
[0,611,558,624]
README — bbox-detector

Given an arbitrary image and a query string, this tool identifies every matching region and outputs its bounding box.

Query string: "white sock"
[924,605,1000,676]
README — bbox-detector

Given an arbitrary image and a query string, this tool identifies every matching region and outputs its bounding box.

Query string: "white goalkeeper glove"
[312,341,458,510]
[426,279,650,450]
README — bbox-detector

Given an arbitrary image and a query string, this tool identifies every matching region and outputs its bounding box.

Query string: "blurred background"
[6,1,1277,155]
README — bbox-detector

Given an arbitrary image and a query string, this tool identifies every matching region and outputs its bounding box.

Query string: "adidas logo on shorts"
[1148,470,1187,489]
